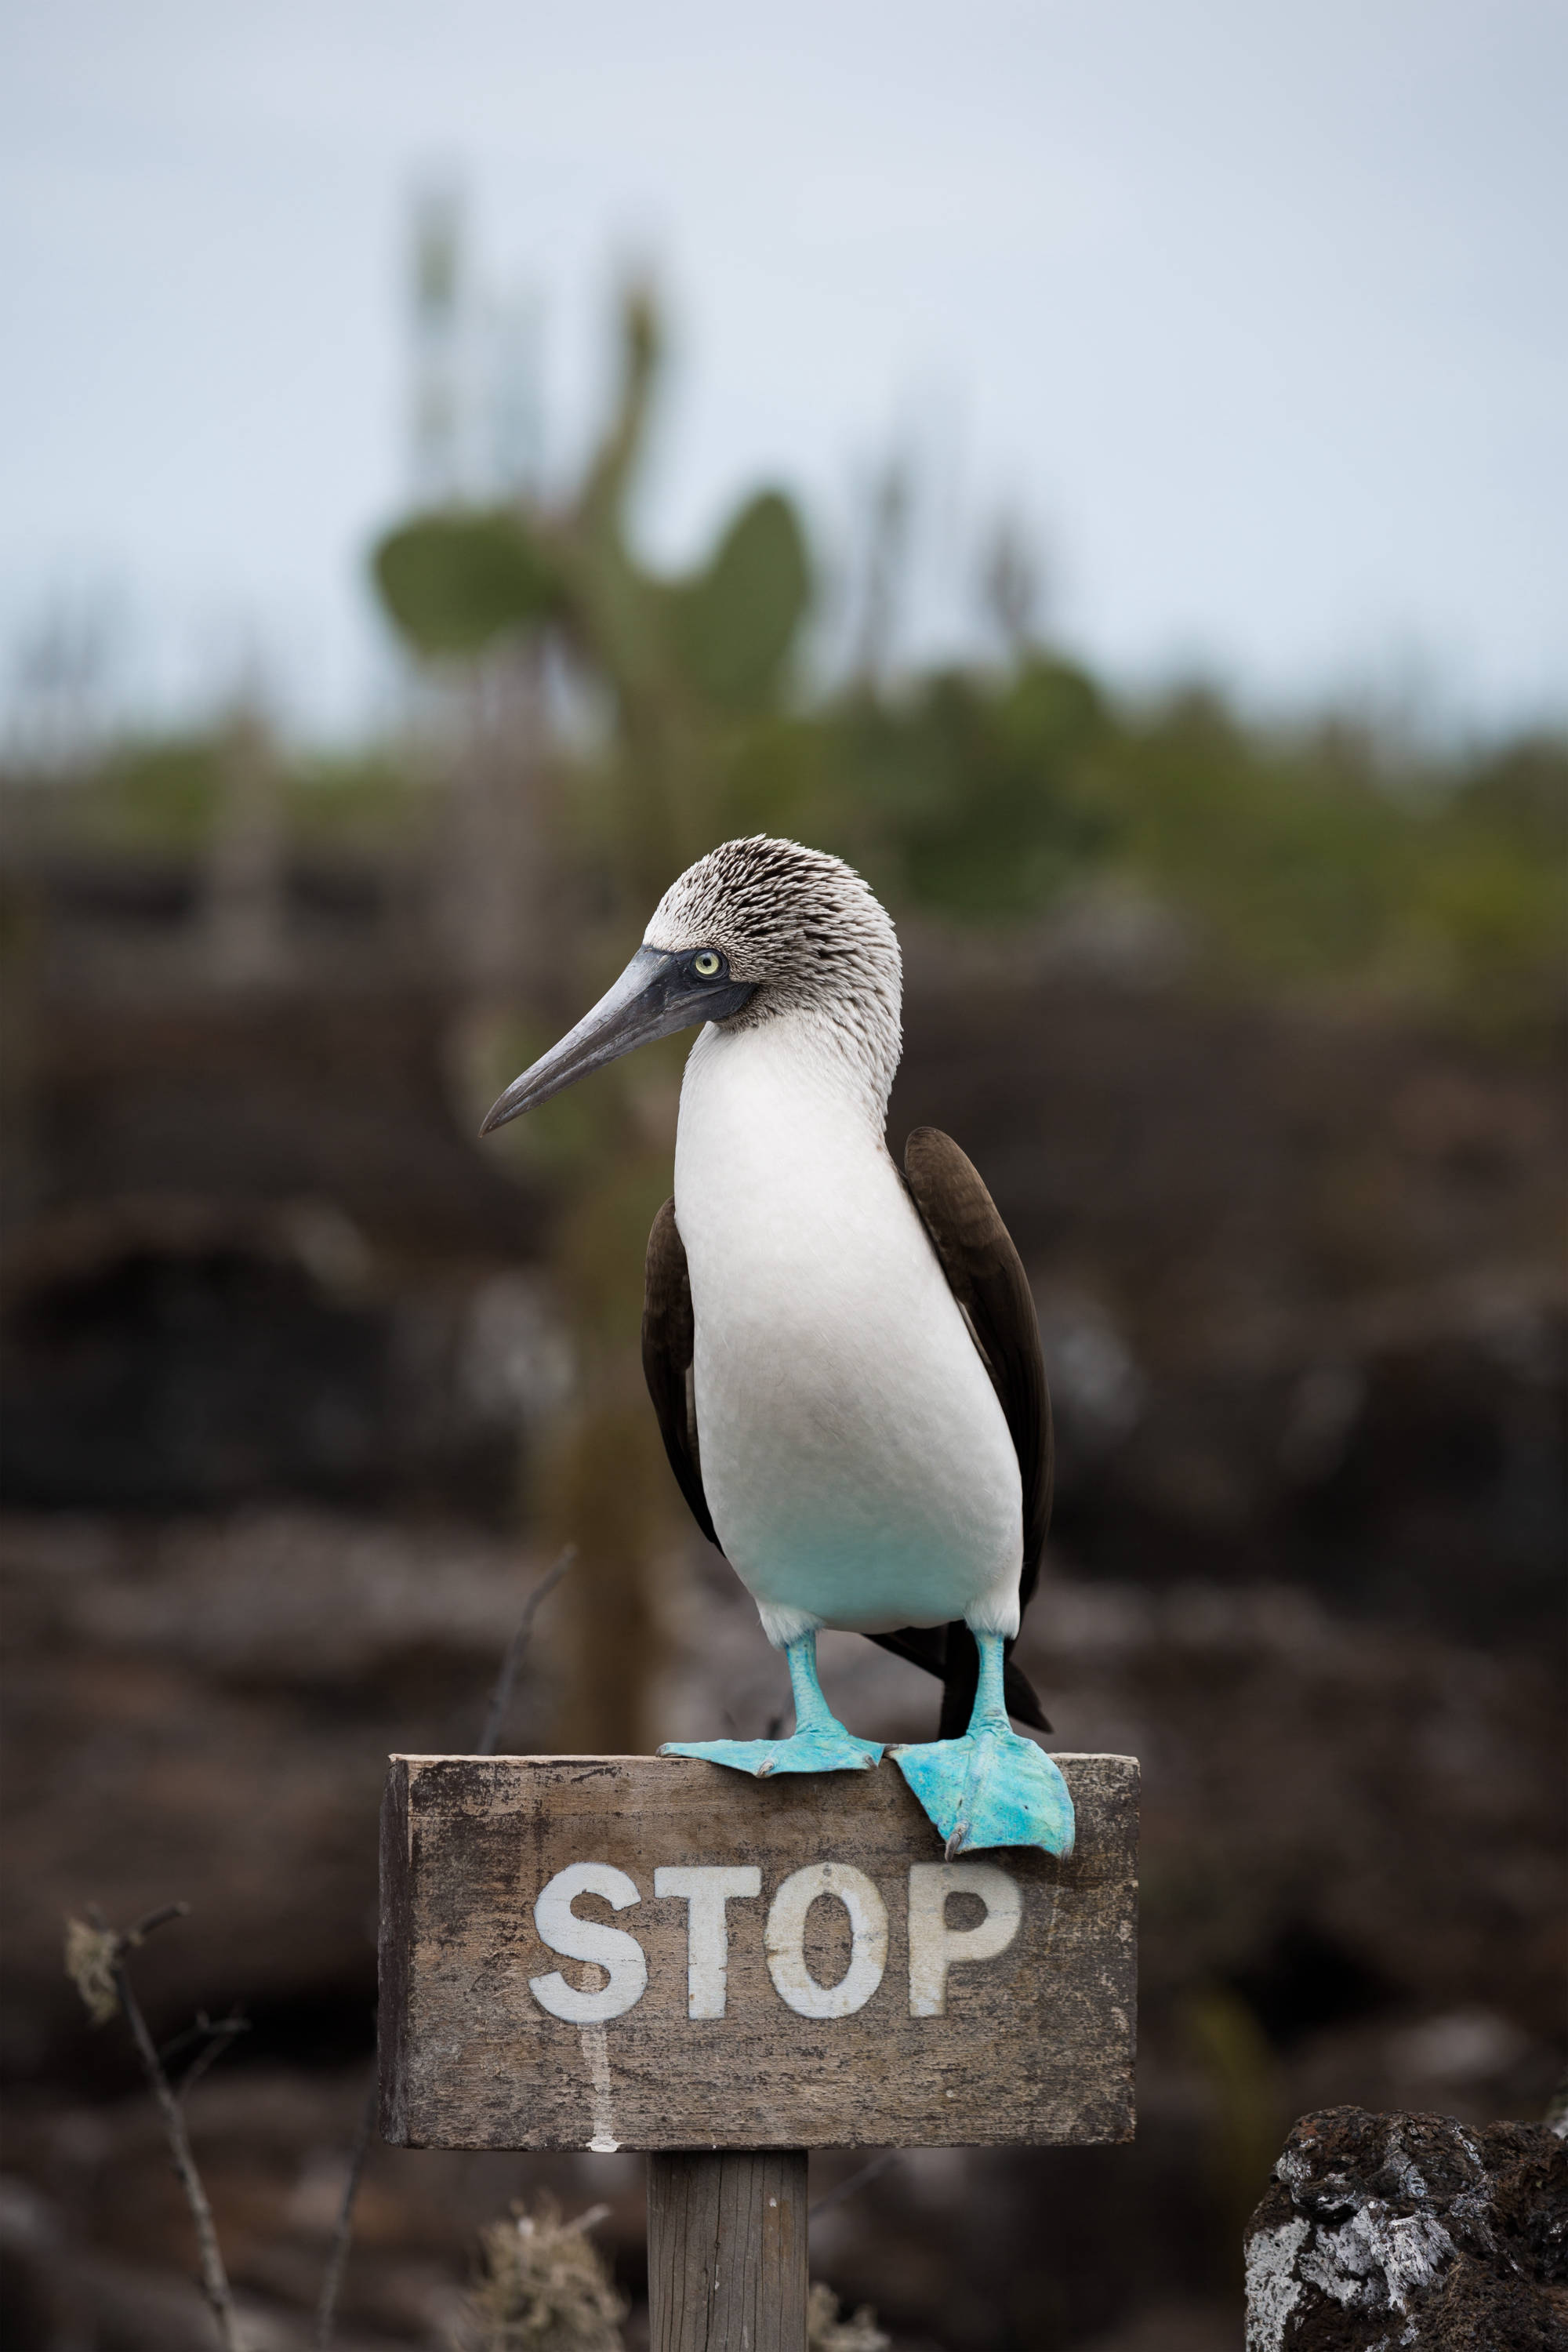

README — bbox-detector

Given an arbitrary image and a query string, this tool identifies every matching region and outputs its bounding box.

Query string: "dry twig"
[477,1544,577,1758]
[162,2008,252,2100]
[808,2149,899,2221]
[313,1543,578,2348]
[65,1904,244,2352]
[312,2071,379,2350]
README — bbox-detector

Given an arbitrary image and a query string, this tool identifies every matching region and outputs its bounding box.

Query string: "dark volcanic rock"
[1244,2107,1568,2349]
[0,1200,569,1518]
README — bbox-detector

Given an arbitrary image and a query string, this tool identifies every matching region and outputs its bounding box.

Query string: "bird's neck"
[680,1003,898,1153]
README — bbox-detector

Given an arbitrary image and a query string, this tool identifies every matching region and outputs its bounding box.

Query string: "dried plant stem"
[477,1543,577,1757]
[162,2009,252,2100]
[176,2021,251,2101]
[112,1946,243,2352]
[313,2071,378,2351]
[314,1544,578,2347]
[808,2149,899,2222]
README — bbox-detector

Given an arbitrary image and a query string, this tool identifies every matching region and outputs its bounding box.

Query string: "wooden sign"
[379,1752,1136,2153]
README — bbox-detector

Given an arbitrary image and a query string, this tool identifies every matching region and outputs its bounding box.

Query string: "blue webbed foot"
[891,1723,1074,1857]
[890,1629,1075,1858]
[660,1725,882,1777]
[660,1631,882,1778]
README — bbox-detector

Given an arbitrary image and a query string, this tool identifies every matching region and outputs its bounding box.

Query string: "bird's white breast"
[673,1015,1023,1644]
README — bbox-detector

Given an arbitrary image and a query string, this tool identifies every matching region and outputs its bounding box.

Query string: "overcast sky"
[3,0,1563,738]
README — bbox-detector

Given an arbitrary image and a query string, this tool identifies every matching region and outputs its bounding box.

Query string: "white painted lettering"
[580,2021,619,2151]
[653,1865,762,2018]
[907,1860,1022,2016]
[529,1861,647,2023]
[764,1862,888,2020]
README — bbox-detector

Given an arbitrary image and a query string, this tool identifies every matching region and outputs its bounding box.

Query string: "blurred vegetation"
[364,279,1564,1042]
[375,286,811,899]
[12,281,1559,1042]
[24,728,432,856]
[716,673,1565,1036]
[22,671,1562,1041]
[456,2198,626,2351]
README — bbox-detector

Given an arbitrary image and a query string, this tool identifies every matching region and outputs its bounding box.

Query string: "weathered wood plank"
[647,2149,808,2352]
[379,1751,1137,2151]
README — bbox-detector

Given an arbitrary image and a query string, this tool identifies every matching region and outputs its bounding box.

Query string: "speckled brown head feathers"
[644,836,903,1107]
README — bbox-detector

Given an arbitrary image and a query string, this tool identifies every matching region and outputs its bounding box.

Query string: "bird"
[481,837,1073,1859]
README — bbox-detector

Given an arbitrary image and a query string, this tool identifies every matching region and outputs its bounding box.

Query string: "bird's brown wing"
[641,1196,720,1551]
[884,1124,1054,1734]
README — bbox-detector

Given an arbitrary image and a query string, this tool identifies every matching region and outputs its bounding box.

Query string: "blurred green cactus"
[371,283,811,729]
[663,490,811,714]
[374,510,559,657]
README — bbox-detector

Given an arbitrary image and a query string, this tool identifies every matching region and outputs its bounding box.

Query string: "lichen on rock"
[1243,2107,1567,2350]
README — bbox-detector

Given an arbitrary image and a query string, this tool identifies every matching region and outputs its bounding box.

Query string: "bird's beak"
[480,946,755,1134]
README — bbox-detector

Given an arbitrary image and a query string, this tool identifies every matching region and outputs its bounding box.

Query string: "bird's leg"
[660,1632,883,1778]
[890,1632,1074,1857]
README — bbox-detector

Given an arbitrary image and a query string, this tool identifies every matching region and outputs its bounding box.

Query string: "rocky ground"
[2,1507,1561,2350]
[1243,2107,1567,2347]
[2,898,1563,2347]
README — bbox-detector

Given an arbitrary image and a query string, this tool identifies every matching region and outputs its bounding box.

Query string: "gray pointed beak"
[480,946,756,1134]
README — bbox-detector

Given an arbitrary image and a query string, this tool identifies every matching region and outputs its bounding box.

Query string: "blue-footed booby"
[481,837,1073,1859]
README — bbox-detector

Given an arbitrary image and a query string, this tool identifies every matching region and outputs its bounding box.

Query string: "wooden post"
[379,1751,1138,2350]
[647,2149,808,2351]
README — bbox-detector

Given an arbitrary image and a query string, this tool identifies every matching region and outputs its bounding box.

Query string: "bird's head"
[480,835,902,1133]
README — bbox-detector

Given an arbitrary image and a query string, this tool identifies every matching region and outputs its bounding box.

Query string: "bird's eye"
[692,949,722,977]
